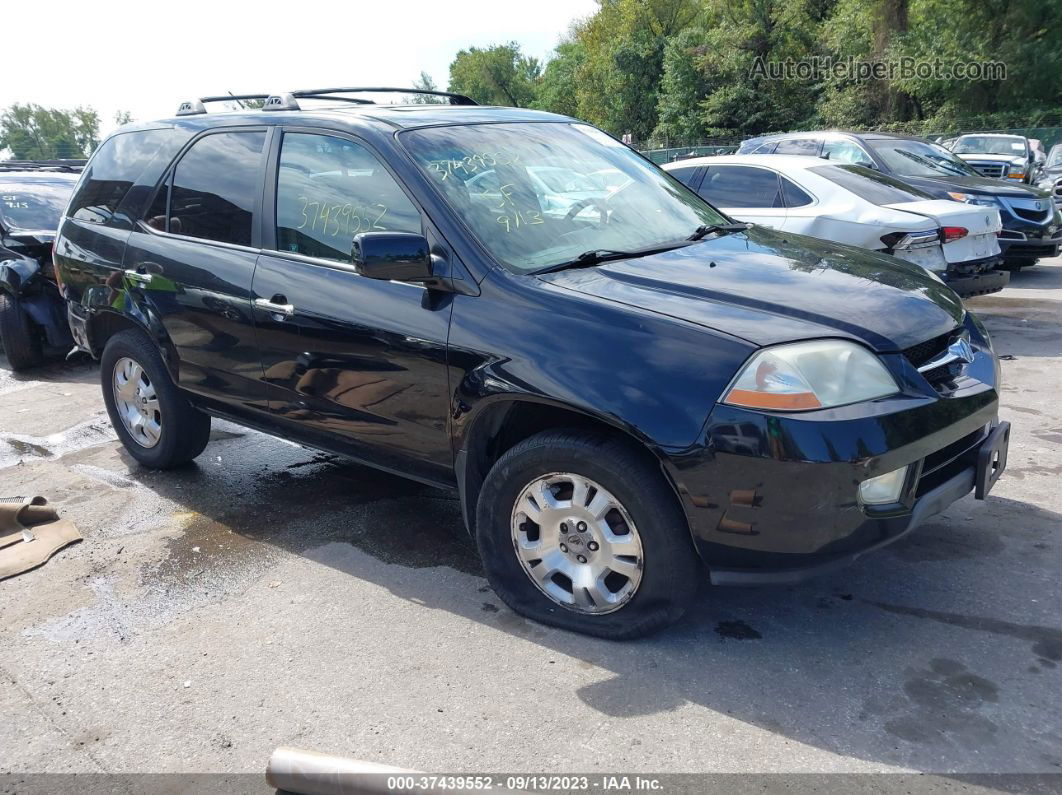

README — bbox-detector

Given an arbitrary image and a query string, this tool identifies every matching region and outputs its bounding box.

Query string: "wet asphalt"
[1,259,1061,782]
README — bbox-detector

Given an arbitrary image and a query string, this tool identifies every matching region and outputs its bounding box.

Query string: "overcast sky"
[4,0,597,138]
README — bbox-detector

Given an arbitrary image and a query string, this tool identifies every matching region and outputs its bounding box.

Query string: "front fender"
[0,256,40,296]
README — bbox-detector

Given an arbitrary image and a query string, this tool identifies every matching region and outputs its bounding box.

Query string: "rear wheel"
[100,329,211,468]
[475,429,700,639]
[0,293,44,371]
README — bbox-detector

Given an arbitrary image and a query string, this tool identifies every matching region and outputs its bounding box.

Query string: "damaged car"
[0,162,82,370]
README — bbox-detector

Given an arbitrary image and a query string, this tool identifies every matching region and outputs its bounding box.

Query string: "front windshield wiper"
[533,244,687,275]
[893,148,970,177]
[688,222,750,241]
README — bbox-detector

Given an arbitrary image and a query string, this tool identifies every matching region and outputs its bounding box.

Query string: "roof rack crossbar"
[177,94,272,116]
[290,87,478,106]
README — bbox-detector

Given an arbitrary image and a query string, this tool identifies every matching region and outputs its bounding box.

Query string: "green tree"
[0,103,100,159]
[448,43,541,107]
[114,110,134,126]
[534,40,586,117]
[411,71,446,103]
[653,27,711,142]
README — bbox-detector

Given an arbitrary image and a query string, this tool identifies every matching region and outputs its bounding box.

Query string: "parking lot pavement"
[1,260,1060,781]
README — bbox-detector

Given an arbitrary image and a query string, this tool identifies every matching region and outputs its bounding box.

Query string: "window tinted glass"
[821,139,872,165]
[866,139,979,177]
[668,166,700,187]
[810,164,934,205]
[402,122,725,272]
[780,177,813,207]
[774,138,820,156]
[699,166,782,208]
[169,131,265,246]
[68,129,174,224]
[275,133,421,262]
[1,180,75,231]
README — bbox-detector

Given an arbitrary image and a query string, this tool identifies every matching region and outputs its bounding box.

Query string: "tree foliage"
[0,103,100,159]
[446,0,1061,142]
[448,43,541,107]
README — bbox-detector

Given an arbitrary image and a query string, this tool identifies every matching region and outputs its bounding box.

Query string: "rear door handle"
[124,269,153,285]
[254,296,295,318]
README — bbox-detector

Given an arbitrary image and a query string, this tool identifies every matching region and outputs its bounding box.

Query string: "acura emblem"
[948,338,975,365]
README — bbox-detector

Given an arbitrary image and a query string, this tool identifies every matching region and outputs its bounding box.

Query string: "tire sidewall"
[476,435,699,639]
[100,331,184,467]
[0,293,43,370]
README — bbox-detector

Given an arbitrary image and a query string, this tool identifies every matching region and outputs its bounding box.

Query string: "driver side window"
[275,133,421,263]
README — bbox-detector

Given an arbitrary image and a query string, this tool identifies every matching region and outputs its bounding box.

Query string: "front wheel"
[0,293,44,371]
[475,430,701,639]
[100,329,211,468]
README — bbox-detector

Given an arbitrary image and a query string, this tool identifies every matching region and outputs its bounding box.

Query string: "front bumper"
[669,332,1004,582]
[944,268,1009,297]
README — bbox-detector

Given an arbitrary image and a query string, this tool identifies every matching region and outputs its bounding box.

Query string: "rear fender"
[83,280,178,379]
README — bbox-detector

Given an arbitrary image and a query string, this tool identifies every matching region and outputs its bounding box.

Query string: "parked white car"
[663,154,1007,297]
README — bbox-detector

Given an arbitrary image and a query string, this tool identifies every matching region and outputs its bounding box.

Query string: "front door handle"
[124,269,153,286]
[254,296,295,318]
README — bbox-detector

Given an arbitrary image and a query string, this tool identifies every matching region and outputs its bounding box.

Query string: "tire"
[475,429,701,639]
[0,293,44,371]
[100,329,211,468]
[1002,257,1037,272]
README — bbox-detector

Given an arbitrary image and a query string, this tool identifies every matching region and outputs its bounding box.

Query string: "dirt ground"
[1,259,1061,786]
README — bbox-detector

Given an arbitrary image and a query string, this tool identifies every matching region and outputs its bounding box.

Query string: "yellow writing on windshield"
[427,151,521,181]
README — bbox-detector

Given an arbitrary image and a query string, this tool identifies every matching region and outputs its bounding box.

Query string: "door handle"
[124,269,153,286]
[254,296,295,318]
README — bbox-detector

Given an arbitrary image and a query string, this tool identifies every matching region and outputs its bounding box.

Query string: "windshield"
[952,136,1028,157]
[1048,146,1062,168]
[0,181,72,231]
[867,139,980,178]
[401,122,726,272]
[810,164,935,206]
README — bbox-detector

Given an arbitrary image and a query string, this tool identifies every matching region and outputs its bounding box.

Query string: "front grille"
[903,332,953,369]
[971,162,1006,178]
[916,425,988,497]
[1002,197,1052,223]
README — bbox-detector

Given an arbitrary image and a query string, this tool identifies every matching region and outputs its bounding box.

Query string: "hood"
[3,229,56,245]
[900,173,1049,199]
[955,153,1026,165]
[538,227,964,352]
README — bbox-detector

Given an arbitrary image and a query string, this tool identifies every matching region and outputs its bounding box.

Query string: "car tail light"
[940,226,968,243]
[880,230,939,251]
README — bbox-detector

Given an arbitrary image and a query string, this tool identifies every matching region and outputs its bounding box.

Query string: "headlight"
[722,340,900,411]
[946,191,998,207]
[1007,163,1026,178]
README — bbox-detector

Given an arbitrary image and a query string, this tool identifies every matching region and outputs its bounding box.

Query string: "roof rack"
[0,159,86,173]
[176,87,478,116]
[177,94,272,116]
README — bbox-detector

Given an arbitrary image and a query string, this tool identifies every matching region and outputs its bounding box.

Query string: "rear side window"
[166,131,266,247]
[822,139,874,166]
[274,132,421,263]
[780,177,814,207]
[667,166,701,188]
[68,129,175,224]
[810,164,934,206]
[699,166,782,208]
[774,138,821,156]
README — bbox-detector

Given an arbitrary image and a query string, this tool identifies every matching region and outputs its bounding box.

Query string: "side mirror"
[352,232,434,283]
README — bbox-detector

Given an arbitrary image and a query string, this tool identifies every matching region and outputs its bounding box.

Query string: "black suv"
[739,131,1061,270]
[55,89,1009,638]
[0,161,82,369]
